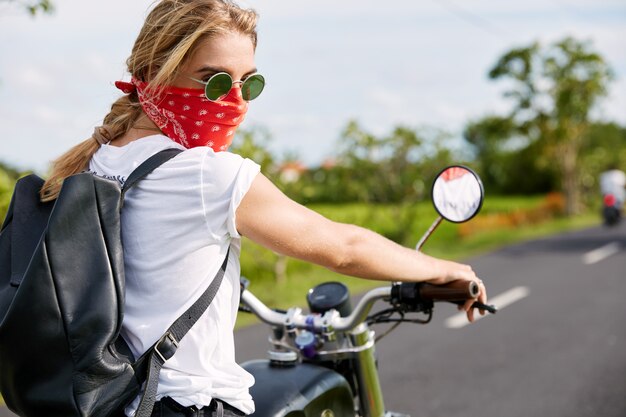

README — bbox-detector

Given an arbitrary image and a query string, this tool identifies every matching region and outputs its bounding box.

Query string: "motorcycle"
[602,193,622,226]
[238,165,497,417]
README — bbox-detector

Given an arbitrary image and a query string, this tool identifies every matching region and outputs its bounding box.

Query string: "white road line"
[445,286,530,329]
[582,242,621,265]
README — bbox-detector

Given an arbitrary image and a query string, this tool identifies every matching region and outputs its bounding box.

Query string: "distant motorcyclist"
[600,165,626,207]
[599,164,625,226]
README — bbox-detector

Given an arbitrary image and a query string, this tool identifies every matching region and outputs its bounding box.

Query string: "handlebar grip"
[418,280,479,301]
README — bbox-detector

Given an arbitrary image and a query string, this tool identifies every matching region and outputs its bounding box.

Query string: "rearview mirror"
[416,165,485,251]
[432,165,484,223]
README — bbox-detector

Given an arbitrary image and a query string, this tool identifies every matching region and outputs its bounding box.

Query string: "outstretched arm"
[236,173,487,321]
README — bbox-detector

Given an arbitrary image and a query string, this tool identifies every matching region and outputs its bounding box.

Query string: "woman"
[40,1,487,416]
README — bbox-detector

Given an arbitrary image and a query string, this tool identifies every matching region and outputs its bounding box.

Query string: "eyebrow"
[196,65,258,78]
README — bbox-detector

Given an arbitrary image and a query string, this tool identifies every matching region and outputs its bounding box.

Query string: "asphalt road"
[1,222,623,417]
[234,221,626,417]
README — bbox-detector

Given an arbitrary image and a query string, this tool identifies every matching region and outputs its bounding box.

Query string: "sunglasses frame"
[189,72,265,102]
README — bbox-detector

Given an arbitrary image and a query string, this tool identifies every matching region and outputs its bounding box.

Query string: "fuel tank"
[242,359,355,417]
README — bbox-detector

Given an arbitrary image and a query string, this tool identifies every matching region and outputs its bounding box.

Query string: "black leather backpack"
[0,149,228,417]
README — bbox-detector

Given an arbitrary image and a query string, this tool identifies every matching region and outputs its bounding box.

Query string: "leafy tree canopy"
[469,36,613,214]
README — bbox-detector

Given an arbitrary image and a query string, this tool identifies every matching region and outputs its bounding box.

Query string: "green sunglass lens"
[205,73,232,101]
[241,74,265,101]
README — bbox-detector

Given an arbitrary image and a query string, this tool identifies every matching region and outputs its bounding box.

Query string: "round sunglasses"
[189,72,265,102]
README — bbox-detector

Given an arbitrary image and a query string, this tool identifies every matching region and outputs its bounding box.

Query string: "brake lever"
[474,301,497,314]
[451,300,498,314]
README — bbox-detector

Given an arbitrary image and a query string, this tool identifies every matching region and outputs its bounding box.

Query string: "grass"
[236,196,600,329]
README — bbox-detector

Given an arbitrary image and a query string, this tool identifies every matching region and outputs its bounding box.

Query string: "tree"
[486,37,613,214]
[334,120,458,204]
[230,126,278,177]
[2,0,53,15]
[0,161,23,224]
[578,122,626,202]
[463,115,558,194]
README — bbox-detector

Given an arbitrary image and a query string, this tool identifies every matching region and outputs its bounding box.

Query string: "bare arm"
[236,173,487,320]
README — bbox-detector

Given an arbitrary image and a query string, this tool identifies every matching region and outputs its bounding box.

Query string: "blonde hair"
[40,0,258,201]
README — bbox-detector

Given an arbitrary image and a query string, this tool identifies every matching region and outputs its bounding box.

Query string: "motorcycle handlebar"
[240,279,486,332]
[241,286,391,332]
[392,280,496,313]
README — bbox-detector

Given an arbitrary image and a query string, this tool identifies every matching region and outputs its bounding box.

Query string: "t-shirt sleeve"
[199,149,260,239]
[226,157,261,238]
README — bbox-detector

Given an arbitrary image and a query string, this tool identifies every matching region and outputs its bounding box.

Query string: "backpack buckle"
[155,332,179,363]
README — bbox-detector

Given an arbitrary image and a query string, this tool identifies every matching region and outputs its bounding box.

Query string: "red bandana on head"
[115,77,248,151]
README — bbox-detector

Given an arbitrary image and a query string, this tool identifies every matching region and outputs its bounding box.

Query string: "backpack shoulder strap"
[134,247,230,417]
[121,148,183,198]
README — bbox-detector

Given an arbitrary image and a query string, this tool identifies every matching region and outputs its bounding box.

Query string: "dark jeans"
[150,397,246,417]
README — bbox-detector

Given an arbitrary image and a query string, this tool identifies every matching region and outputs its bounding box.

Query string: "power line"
[433,0,510,39]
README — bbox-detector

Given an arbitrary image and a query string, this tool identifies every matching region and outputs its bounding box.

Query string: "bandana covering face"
[115,77,248,151]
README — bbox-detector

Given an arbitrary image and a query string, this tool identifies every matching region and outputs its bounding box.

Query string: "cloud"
[33,105,64,124]
[14,67,55,92]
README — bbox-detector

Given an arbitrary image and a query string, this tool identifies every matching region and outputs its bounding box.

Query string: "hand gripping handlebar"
[240,279,494,333]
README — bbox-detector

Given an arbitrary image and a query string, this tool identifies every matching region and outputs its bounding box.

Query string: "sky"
[0,0,625,174]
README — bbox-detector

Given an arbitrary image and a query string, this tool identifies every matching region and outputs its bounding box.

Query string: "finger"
[478,280,487,315]
[479,281,488,305]
[466,305,475,322]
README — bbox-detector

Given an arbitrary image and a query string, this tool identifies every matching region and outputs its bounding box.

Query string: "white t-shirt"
[88,135,260,415]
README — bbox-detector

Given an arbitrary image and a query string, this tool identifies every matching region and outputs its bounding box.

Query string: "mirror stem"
[416,216,443,251]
